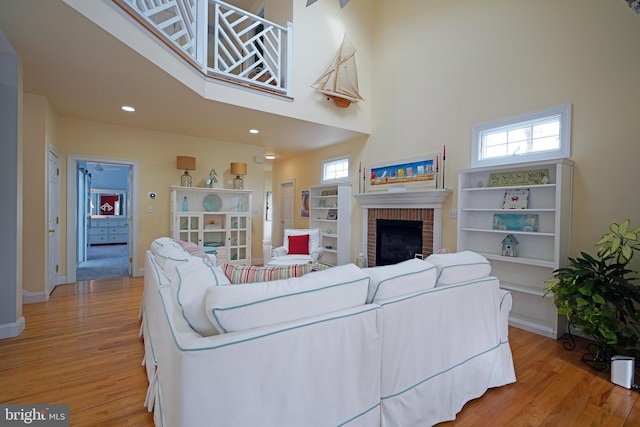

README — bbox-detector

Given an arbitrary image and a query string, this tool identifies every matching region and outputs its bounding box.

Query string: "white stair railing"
[115,0,291,95]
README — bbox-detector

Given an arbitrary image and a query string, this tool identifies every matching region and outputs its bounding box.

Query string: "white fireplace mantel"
[353,189,452,209]
[353,189,452,256]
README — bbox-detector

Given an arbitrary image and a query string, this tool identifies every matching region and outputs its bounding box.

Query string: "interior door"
[280,180,295,246]
[126,166,133,275]
[47,147,60,295]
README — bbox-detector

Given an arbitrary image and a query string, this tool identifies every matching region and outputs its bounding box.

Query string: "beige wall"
[271,137,367,251]
[362,0,640,271]
[276,0,640,272]
[19,0,640,295]
[55,117,265,278]
[22,94,54,295]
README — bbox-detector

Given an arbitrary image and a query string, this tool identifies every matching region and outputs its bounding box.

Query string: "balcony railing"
[113,0,292,96]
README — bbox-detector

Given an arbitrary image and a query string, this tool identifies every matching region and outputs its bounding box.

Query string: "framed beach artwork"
[369,154,439,191]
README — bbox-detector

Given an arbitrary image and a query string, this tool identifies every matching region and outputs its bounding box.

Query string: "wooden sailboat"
[312,35,364,108]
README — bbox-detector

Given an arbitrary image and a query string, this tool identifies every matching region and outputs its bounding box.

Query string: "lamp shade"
[230,162,247,175]
[177,156,196,170]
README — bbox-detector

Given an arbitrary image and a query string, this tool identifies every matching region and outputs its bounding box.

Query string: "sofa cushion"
[153,244,190,268]
[177,240,208,259]
[151,237,181,252]
[288,234,310,255]
[425,251,491,286]
[363,258,437,302]
[221,263,312,284]
[205,263,369,333]
[174,261,231,336]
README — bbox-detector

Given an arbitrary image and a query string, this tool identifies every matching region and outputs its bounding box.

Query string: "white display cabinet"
[171,186,252,265]
[457,159,573,339]
[309,184,352,266]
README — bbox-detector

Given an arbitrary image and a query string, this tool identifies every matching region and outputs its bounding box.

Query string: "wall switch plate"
[448,210,458,219]
[611,355,635,389]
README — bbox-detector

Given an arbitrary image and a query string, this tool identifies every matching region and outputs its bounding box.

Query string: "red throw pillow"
[288,234,310,255]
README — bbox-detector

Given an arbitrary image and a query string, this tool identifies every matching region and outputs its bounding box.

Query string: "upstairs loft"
[113,0,292,97]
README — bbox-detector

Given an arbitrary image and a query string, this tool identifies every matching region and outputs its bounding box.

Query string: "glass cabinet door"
[227,214,249,263]
[177,214,200,244]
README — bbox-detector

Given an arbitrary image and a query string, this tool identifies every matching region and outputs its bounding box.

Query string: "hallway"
[76,244,129,281]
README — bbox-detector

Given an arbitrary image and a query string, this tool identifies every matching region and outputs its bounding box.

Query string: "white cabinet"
[89,217,129,244]
[309,184,352,266]
[171,187,252,265]
[457,159,573,339]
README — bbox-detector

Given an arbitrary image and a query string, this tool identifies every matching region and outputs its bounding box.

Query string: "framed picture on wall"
[301,190,309,218]
[369,153,439,191]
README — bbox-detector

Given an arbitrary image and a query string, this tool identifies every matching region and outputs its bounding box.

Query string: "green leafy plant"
[544,220,640,359]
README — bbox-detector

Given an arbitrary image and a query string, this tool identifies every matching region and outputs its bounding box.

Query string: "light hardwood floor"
[1,276,640,426]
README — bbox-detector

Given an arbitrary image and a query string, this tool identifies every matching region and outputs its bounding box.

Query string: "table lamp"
[177,156,196,187]
[230,162,247,189]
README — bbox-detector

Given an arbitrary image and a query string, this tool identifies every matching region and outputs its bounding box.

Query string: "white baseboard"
[23,290,49,304]
[0,316,25,339]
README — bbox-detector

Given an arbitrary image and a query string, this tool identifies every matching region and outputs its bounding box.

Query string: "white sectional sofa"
[141,238,515,426]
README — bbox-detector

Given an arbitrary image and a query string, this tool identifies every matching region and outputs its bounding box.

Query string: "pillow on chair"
[288,234,310,255]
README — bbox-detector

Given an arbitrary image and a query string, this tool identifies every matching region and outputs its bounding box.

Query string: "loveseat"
[141,238,515,426]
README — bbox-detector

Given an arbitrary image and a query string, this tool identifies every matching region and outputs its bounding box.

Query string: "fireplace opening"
[376,219,423,266]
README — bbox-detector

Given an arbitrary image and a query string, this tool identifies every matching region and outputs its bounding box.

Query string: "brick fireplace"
[368,209,433,266]
[353,189,451,267]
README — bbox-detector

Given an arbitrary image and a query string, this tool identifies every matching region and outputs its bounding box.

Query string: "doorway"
[66,155,140,284]
[278,180,295,246]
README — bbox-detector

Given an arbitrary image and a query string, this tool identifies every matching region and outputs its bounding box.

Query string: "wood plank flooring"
[1,276,639,426]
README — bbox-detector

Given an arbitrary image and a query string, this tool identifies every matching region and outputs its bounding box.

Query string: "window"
[471,104,571,167]
[322,155,350,184]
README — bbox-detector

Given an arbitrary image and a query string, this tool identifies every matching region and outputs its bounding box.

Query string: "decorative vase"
[182,196,189,212]
[356,252,367,268]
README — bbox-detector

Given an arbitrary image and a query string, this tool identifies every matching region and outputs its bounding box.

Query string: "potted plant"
[544,219,640,367]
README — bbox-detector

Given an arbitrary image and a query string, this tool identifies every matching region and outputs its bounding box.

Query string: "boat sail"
[312,35,364,108]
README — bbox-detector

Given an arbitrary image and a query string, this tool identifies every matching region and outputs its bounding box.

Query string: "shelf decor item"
[502,189,530,209]
[203,193,222,212]
[230,162,247,189]
[327,209,338,220]
[488,168,549,187]
[177,156,196,187]
[493,214,538,232]
[501,234,519,257]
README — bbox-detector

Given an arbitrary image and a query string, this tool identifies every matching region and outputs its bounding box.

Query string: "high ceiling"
[0,0,363,159]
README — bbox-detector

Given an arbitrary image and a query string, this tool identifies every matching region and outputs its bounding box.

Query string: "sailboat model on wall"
[312,35,364,108]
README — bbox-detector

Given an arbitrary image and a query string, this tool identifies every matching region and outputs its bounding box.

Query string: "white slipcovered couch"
[141,238,515,426]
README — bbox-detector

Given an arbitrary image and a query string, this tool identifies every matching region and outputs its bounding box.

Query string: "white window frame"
[471,104,572,168]
[321,155,351,184]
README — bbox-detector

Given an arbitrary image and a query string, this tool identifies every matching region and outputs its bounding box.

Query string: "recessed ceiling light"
[264,154,276,160]
[121,105,135,112]
[249,129,259,134]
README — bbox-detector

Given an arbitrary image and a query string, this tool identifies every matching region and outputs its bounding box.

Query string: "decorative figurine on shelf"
[206,169,218,188]
[501,234,519,257]
[356,252,367,268]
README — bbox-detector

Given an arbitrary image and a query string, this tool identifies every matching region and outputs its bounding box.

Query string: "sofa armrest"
[310,246,324,262]
[271,246,288,257]
[498,289,512,343]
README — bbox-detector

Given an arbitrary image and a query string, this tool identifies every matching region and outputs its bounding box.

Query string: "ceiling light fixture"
[264,154,276,160]
[249,129,259,134]
[121,105,136,112]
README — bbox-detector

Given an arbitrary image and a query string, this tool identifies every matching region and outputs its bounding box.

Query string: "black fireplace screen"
[376,219,423,266]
